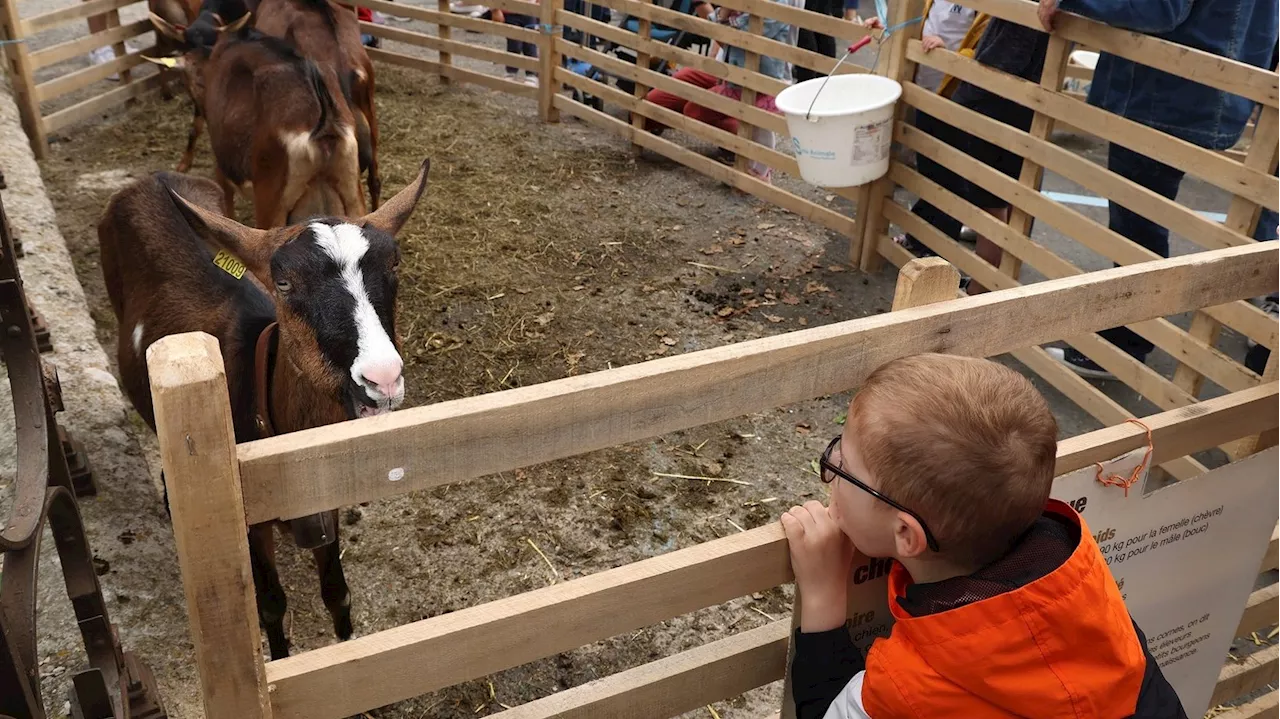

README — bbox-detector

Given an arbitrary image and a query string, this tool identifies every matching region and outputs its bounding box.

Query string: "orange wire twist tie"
[1093,418,1154,498]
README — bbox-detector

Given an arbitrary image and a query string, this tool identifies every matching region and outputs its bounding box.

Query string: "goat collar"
[253,322,279,438]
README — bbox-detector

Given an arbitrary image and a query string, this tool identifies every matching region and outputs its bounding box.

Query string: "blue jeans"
[505,14,538,74]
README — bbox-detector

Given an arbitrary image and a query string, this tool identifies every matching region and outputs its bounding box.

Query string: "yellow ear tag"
[213,250,247,279]
[142,55,180,68]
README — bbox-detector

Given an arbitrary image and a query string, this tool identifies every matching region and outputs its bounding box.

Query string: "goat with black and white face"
[99,159,430,658]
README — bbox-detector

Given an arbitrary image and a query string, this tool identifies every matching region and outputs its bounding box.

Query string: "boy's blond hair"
[851,353,1058,567]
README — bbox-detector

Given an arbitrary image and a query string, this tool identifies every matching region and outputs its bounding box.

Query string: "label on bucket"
[792,137,837,161]
[851,118,892,165]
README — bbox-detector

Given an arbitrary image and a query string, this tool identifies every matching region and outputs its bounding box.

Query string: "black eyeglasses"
[819,435,940,552]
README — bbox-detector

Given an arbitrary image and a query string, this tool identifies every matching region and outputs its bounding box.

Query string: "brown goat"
[152,27,366,227]
[99,160,430,659]
[150,0,381,208]
[147,0,200,109]
[254,0,382,208]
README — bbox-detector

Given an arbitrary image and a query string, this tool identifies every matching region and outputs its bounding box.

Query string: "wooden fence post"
[0,0,46,158]
[997,34,1070,282]
[438,0,452,84]
[147,333,273,719]
[779,257,959,719]
[854,0,925,273]
[1173,107,1279,399]
[628,1,653,150]
[538,0,559,121]
[734,14,763,177]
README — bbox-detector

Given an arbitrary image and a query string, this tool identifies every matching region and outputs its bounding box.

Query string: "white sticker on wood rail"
[834,446,1278,717]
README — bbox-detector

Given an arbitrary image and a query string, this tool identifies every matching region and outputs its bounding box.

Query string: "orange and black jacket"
[791,500,1188,718]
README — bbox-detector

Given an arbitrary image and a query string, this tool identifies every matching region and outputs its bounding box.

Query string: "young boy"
[782,353,1186,718]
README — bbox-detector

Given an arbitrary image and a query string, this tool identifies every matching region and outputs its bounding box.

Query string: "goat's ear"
[361,159,429,237]
[168,189,274,280]
[149,11,187,42]
[219,11,252,33]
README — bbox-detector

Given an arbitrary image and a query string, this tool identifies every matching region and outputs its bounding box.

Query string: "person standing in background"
[1037,0,1279,379]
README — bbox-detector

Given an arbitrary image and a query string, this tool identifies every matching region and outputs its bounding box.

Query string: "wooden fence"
[149,244,1279,719]
[0,0,163,158]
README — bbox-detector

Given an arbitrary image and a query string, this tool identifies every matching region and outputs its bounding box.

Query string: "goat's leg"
[176,107,204,173]
[249,523,291,659]
[311,515,353,642]
[362,91,381,210]
[214,167,237,219]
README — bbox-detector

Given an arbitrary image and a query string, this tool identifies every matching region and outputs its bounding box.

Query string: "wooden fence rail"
[149,247,1279,719]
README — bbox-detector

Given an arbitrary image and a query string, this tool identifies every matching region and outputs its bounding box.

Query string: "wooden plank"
[34,45,154,103]
[367,46,537,98]
[1008,343,1207,481]
[1212,644,1279,707]
[22,0,139,35]
[856,0,922,275]
[0,0,46,156]
[42,72,163,133]
[711,0,873,43]
[351,0,541,43]
[999,34,1069,281]
[265,524,794,719]
[364,22,538,72]
[585,0,866,77]
[1052,383,1278,475]
[896,121,1277,349]
[555,38,787,135]
[147,333,272,719]
[552,89,855,234]
[555,64,802,179]
[436,0,452,84]
[889,163,1261,394]
[904,84,1258,254]
[490,621,789,719]
[471,0,541,15]
[263,388,1276,719]
[537,0,557,121]
[1214,692,1279,719]
[960,0,1278,108]
[29,18,150,70]
[733,12,763,176]
[236,241,1276,523]
[630,0,653,149]
[1235,584,1279,639]
[907,42,1279,211]
[1174,107,1280,397]
[1263,526,1279,573]
[1236,352,1280,457]
[556,10,789,104]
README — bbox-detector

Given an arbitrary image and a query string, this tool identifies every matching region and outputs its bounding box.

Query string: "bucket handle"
[802,13,923,121]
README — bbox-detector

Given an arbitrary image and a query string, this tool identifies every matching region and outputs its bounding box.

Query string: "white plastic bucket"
[775,74,903,188]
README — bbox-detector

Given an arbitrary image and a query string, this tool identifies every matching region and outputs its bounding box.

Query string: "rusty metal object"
[28,306,51,353]
[0,181,166,719]
[58,424,96,497]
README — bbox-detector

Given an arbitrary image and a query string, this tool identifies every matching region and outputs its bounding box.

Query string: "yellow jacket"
[923,0,989,98]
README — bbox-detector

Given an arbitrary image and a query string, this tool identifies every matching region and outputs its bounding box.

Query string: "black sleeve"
[1129,621,1188,719]
[791,627,867,719]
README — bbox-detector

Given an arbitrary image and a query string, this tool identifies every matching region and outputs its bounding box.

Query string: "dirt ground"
[36,62,916,718]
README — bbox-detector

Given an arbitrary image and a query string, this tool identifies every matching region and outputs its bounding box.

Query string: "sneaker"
[959,226,977,243]
[1046,347,1116,381]
[1246,294,1278,350]
[892,233,937,258]
[505,69,519,81]
[524,74,538,87]
[89,46,120,81]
